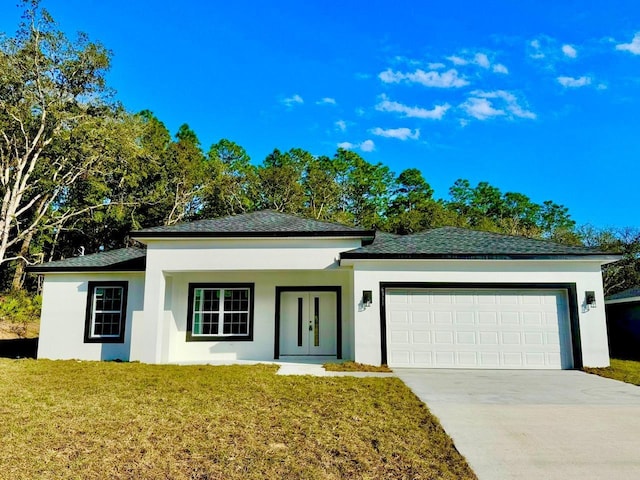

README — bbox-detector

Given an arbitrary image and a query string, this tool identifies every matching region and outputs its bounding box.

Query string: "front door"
[280,291,337,355]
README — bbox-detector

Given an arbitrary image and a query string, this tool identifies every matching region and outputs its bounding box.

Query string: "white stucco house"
[30,210,619,369]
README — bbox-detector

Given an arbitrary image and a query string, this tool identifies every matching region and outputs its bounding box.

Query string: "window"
[186,283,254,341]
[84,281,128,343]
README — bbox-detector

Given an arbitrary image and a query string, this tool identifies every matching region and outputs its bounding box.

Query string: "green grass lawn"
[323,361,393,373]
[584,358,640,386]
[0,360,476,480]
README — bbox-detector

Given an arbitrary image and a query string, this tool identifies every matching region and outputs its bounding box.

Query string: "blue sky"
[2,1,640,228]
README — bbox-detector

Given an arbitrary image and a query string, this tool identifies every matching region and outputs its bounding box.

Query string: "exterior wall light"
[585,291,596,309]
[362,290,373,308]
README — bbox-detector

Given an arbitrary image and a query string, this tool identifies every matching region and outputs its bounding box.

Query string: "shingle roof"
[27,248,146,273]
[132,210,375,239]
[605,287,640,302]
[341,226,615,259]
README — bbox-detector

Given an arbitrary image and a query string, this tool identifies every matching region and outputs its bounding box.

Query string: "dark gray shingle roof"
[342,226,615,259]
[27,248,146,273]
[606,288,640,302]
[132,210,374,238]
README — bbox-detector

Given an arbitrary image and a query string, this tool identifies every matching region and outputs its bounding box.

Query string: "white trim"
[191,287,251,337]
[605,296,640,305]
[90,285,124,339]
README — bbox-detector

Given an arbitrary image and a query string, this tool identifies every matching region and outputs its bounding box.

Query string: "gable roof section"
[27,248,146,273]
[132,210,375,240]
[341,226,617,260]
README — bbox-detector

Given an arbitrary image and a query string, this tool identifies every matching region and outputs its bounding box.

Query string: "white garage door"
[386,288,573,369]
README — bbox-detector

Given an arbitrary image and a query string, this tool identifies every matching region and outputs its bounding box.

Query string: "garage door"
[385,288,573,369]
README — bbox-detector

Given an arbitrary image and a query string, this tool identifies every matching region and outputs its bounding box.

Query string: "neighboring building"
[29,210,619,369]
[605,288,640,360]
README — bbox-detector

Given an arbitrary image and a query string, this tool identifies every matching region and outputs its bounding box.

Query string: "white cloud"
[447,52,507,74]
[317,97,336,105]
[370,127,420,140]
[473,90,536,119]
[378,69,404,83]
[461,90,536,120]
[557,75,592,87]
[447,55,468,66]
[337,139,375,152]
[616,33,640,54]
[460,98,505,120]
[375,94,450,119]
[528,39,545,59]
[474,53,490,68]
[360,140,375,152]
[379,68,469,88]
[282,94,303,107]
[427,62,446,69]
[492,63,509,74]
[335,120,347,132]
[562,44,577,58]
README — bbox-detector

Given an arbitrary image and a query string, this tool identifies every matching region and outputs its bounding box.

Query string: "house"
[29,210,619,369]
[605,287,640,360]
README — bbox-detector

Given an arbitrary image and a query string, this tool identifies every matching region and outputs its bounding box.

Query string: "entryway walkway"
[395,369,640,480]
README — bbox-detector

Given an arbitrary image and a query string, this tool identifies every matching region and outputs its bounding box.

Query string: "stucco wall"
[131,237,361,363]
[126,270,352,364]
[154,270,352,363]
[347,259,610,368]
[38,272,145,361]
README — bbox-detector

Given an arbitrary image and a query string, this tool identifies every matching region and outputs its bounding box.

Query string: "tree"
[0,1,124,268]
[579,225,640,296]
[203,138,257,217]
[256,148,305,213]
[162,124,211,225]
[302,155,340,220]
[386,168,441,234]
[332,148,393,228]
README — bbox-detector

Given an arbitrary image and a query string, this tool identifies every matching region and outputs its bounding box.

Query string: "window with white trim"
[187,283,254,341]
[84,281,128,343]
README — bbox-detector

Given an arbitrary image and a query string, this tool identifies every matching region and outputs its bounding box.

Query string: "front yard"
[584,358,640,386]
[0,360,475,479]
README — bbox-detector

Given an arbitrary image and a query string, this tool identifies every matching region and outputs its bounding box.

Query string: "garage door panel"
[500,312,520,324]
[455,312,474,325]
[456,331,476,344]
[457,352,477,365]
[412,331,431,344]
[386,289,573,369]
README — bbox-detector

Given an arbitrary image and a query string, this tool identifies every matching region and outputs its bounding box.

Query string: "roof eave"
[27,266,146,274]
[132,230,376,240]
[340,253,622,262]
[605,296,640,305]
[26,257,146,274]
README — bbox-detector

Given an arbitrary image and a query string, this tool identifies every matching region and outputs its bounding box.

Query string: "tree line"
[1,2,638,295]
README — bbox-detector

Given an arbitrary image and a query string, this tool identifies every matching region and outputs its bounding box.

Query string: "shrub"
[0,291,42,338]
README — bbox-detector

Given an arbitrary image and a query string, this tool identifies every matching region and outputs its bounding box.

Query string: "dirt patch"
[0,320,39,340]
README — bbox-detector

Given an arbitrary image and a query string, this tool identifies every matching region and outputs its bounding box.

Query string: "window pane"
[201,313,219,335]
[223,312,248,335]
[94,312,120,337]
[202,289,220,312]
[224,289,249,312]
[194,290,202,311]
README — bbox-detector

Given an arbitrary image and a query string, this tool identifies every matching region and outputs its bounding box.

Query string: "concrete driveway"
[395,369,640,480]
